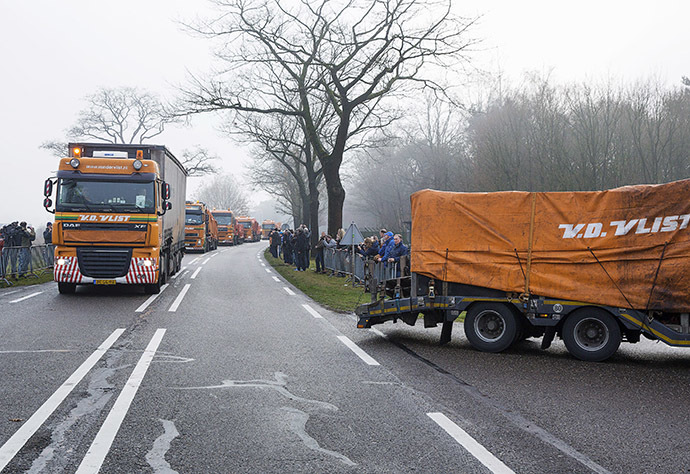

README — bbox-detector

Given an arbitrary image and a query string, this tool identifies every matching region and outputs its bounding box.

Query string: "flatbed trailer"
[356,181,690,362]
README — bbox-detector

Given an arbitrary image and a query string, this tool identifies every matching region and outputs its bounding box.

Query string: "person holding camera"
[18,221,35,278]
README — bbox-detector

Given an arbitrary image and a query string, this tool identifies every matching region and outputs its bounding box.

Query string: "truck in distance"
[236,216,260,242]
[212,209,241,246]
[261,220,277,239]
[356,181,690,362]
[185,201,218,252]
[44,143,187,294]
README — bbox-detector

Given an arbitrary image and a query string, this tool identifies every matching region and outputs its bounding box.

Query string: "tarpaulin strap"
[443,248,449,281]
[588,247,634,310]
[645,242,669,311]
[514,248,526,283]
[524,193,536,295]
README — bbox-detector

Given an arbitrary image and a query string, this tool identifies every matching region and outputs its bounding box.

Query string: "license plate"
[94,280,116,285]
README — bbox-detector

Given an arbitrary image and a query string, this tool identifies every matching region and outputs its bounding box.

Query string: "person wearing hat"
[375,231,394,262]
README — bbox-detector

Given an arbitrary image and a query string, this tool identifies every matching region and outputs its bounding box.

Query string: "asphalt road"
[1,241,689,473]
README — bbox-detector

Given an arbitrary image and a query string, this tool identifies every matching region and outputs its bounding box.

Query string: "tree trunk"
[323,160,345,237]
[308,178,320,248]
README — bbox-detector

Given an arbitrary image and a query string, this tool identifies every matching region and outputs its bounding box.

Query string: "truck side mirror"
[44,178,54,197]
[44,197,55,214]
[165,202,172,210]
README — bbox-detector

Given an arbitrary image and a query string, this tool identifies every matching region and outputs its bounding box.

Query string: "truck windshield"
[262,224,273,230]
[241,222,252,228]
[56,179,155,213]
[213,215,234,225]
[186,211,203,225]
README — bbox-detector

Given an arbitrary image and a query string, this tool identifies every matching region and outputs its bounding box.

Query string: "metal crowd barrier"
[1,245,54,284]
[323,248,408,286]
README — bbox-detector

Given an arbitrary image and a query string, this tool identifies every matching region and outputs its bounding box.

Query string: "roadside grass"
[264,249,368,313]
[0,270,54,289]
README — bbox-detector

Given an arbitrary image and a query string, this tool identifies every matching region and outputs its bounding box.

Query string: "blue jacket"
[359,240,379,257]
[378,237,393,258]
[385,242,409,264]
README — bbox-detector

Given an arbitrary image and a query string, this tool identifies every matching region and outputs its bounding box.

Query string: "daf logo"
[553,304,563,313]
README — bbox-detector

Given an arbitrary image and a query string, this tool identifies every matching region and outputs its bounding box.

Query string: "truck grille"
[77,247,132,278]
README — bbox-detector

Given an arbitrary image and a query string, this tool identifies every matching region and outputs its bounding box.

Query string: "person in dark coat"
[293,228,309,271]
[357,236,380,258]
[282,230,293,264]
[385,234,409,277]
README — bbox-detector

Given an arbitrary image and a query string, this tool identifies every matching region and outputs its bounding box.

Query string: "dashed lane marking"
[302,304,323,319]
[201,258,211,265]
[336,336,379,366]
[0,329,126,471]
[272,276,280,282]
[168,284,191,312]
[170,267,187,279]
[283,287,295,296]
[427,412,515,474]
[135,284,169,313]
[10,292,43,304]
[191,267,202,279]
[76,329,166,474]
[265,269,272,274]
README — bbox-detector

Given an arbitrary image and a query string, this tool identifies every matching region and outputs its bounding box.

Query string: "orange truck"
[236,216,260,242]
[261,220,276,239]
[212,209,241,245]
[357,180,690,361]
[43,143,187,294]
[185,201,218,252]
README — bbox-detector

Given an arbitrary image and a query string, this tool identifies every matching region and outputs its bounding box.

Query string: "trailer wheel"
[562,309,621,362]
[58,282,76,294]
[464,303,519,353]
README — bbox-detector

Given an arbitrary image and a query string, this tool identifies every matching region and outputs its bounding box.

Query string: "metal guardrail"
[1,245,53,284]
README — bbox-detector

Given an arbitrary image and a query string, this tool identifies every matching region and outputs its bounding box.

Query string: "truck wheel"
[58,282,76,294]
[562,309,621,362]
[464,303,518,353]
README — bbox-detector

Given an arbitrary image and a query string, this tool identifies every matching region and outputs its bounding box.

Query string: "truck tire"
[464,302,519,353]
[58,282,76,294]
[562,308,621,362]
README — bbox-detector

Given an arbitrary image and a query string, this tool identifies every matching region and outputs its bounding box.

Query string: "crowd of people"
[0,221,38,280]
[266,224,409,277]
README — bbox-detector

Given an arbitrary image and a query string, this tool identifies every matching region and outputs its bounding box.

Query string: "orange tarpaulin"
[410,180,690,311]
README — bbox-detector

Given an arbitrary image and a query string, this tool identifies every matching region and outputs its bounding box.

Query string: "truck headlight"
[56,258,67,266]
[137,259,154,267]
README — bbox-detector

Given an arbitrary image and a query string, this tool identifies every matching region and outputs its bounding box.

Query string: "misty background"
[2,0,688,242]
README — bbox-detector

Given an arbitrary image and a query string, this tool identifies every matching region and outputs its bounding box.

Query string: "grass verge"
[0,270,54,289]
[264,249,368,313]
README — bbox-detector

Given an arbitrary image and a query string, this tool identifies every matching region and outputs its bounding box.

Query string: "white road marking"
[170,267,186,279]
[283,287,295,295]
[272,276,280,282]
[135,284,169,312]
[168,284,191,312]
[336,336,379,366]
[208,252,218,259]
[265,269,272,274]
[201,258,211,265]
[10,292,42,303]
[427,412,514,474]
[261,263,266,267]
[76,329,166,474]
[0,329,126,471]
[3,289,22,296]
[302,304,323,319]
[187,257,199,265]
[191,267,202,279]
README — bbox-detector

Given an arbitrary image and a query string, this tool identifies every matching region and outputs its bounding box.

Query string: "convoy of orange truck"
[44,144,690,362]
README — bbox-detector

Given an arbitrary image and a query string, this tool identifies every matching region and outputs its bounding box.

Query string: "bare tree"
[179,0,477,236]
[179,146,219,177]
[194,174,250,214]
[69,87,175,144]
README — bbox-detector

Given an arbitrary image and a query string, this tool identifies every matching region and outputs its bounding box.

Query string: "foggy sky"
[1,0,687,230]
